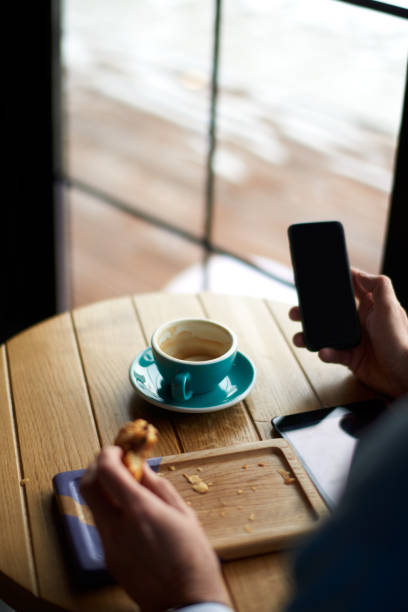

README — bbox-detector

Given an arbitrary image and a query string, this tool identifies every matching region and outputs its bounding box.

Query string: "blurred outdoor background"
[62,0,408,307]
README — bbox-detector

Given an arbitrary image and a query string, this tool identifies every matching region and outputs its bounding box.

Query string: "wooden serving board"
[157,439,328,560]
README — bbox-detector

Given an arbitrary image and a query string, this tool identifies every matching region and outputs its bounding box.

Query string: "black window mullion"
[334,0,408,19]
[381,61,408,310]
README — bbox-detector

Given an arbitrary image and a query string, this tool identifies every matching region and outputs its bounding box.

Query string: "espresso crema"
[159,327,231,362]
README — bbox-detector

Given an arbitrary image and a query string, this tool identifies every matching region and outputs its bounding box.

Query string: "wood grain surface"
[157,440,327,559]
[0,293,366,612]
[0,346,36,599]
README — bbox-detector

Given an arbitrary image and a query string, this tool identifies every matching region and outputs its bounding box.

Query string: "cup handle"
[171,372,193,402]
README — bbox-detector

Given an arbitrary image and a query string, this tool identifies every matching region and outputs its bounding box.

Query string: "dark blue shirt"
[287,394,408,611]
[180,396,408,612]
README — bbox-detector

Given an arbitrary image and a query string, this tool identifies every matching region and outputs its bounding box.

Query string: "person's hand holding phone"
[289,269,408,398]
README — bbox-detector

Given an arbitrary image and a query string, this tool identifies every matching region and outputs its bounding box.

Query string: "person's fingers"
[351,268,378,300]
[318,348,353,367]
[352,268,396,303]
[80,461,120,528]
[350,268,367,300]
[141,464,193,515]
[293,332,305,348]
[289,306,301,321]
[360,273,396,305]
[96,447,184,521]
[80,459,98,490]
[96,446,154,511]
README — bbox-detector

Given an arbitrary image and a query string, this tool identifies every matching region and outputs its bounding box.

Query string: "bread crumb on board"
[183,473,200,484]
[183,472,209,494]
[192,481,209,494]
[277,469,296,484]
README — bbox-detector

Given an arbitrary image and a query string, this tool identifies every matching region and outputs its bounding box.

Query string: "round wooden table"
[0,293,373,612]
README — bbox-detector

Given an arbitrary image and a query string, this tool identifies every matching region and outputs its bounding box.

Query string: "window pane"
[214,0,407,275]
[69,188,203,307]
[63,0,213,237]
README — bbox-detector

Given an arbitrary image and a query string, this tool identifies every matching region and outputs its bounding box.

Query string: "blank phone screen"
[274,400,387,509]
[289,222,360,350]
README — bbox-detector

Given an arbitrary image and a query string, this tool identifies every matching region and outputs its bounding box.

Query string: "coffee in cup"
[151,318,237,402]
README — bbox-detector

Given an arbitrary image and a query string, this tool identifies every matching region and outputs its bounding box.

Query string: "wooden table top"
[0,292,374,612]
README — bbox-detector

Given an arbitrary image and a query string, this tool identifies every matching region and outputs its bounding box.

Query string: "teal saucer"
[129,348,256,413]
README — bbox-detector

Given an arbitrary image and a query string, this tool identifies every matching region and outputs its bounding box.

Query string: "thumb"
[318,348,353,368]
[352,269,378,299]
[356,271,396,304]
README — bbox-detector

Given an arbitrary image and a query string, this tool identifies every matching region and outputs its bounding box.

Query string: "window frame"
[2,0,406,342]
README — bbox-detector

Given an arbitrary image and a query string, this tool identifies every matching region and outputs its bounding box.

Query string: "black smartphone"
[288,221,361,351]
[272,399,387,509]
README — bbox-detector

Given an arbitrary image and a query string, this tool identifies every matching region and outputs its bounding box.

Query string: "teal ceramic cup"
[151,318,238,402]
